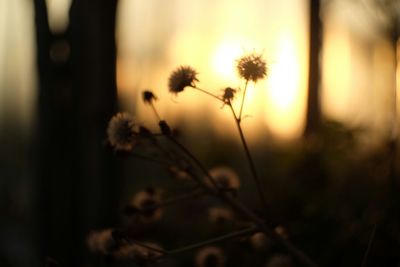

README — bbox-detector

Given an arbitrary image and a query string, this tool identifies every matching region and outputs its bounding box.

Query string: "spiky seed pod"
[168,66,198,94]
[195,246,225,267]
[142,90,157,104]
[237,53,267,82]
[107,112,137,151]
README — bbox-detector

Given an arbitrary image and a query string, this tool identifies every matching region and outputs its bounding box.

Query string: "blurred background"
[0,0,399,266]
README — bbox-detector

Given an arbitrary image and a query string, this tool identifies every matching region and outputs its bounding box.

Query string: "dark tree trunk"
[304,0,322,137]
[34,0,120,266]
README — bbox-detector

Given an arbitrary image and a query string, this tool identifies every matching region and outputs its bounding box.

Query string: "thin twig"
[150,102,162,121]
[168,226,258,255]
[126,239,168,255]
[192,86,224,102]
[238,79,249,120]
[228,102,270,217]
[361,223,377,267]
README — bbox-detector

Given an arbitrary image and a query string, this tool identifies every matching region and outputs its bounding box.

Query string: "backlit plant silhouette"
[88,53,319,267]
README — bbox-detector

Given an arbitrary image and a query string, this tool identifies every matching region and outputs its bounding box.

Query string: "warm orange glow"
[322,21,352,122]
[265,33,307,140]
[116,0,308,141]
[212,41,242,82]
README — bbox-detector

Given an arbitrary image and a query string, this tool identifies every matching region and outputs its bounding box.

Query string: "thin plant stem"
[149,226,258,260]
[227,102,270,216]
[167,226,258,255]
[166,136,220,191]
[126,238,168,255]
[137,188,205,213]
[192,86,224,102]
[238,79,249,120]
[150,102,162,121]
[166,135,319,267]
[361,223,377,267]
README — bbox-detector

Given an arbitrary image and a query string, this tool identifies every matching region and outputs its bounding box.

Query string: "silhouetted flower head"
[168,66,198,94]
[113,241,163,264]
[237,53,267,82]
[131,189,163,222]
[265,254,292,267]
[222,87,236,103]
[142,90,157,104]
[207,166,240,191]
[250,232,272,250]
[168,165,191,180]
[195,246,225,267]
[107,112,137,151]
[87,229,115,254]
[274,225,289,239]
[208,207,234,224]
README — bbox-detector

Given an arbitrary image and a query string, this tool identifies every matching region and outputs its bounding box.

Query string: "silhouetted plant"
[89,53,319,267]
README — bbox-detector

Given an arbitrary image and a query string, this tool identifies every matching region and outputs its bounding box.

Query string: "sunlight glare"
[265,34,305,139]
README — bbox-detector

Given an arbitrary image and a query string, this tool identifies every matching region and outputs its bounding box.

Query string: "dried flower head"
[265,254,292,267]
[131,189,163,222]
[107,112,137,151]
[208,207,234,224]
[250,232,272,250]
[222,87,236,103]
[87,228,115,254]
[168,66,198,94]
[142,90,157,104]
[237,53,267,82]
[274,225,289,239]
[113,241,163,264]
[195,246,225,267]
[207,166,240,191]
[168,165,191,180]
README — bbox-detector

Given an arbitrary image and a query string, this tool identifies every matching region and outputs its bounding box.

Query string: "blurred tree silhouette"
[305,0,322,137]
[34,1,120,266]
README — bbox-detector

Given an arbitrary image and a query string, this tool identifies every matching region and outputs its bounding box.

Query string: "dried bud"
[222,87,236,103]
[195,246,225,267]
[168,66,198,94]
[142,90,157,104]
[207,166,240,192]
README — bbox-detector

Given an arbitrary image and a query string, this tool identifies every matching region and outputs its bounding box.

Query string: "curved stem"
[168,226,258,255]
[238,80,249,120]
[150,102,162,121]
[192,86,224,102]
[227,102,270,217]
[361,223,377,267]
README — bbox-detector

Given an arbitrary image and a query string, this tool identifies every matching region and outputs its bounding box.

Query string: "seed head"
[222,87,236,103]
[195,246,225,267]
[208,207,234,224]
[113,241,163,264]
[168,66,198,94]
[207,166,240,191]
[107,112,137,151]
[237,53,267,82]
[142,90,157,104]
[131,189,163,222]
[87,229,115,254]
